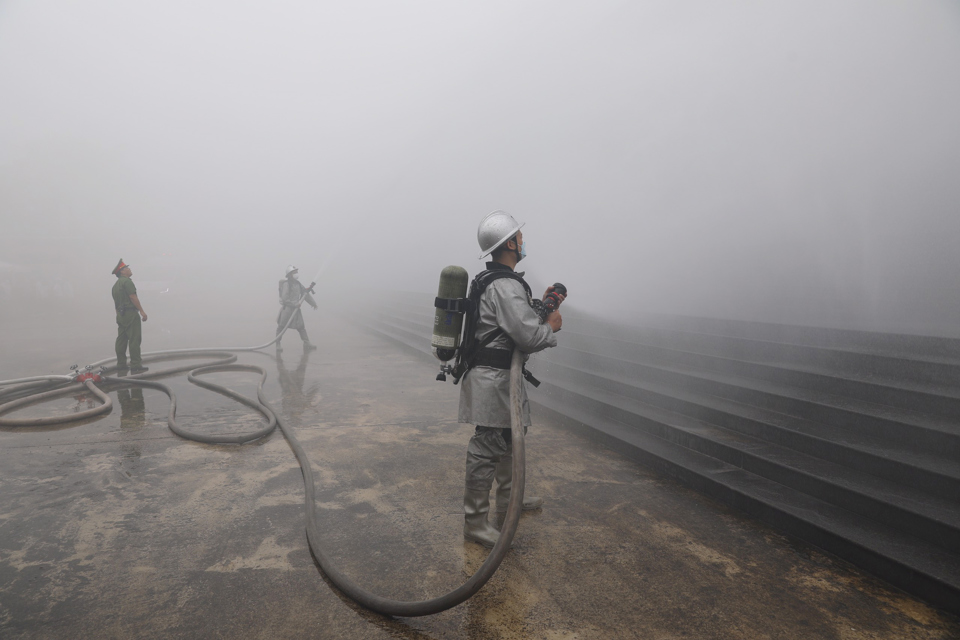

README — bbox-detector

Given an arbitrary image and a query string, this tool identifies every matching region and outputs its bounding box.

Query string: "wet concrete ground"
[0,306,958,639]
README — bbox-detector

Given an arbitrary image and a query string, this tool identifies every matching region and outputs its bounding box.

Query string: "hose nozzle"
[543,282,567,314]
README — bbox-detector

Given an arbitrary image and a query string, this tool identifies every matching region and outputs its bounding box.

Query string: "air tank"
[432,265,468,362]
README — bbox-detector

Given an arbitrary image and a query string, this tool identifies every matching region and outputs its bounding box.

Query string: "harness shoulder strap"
[473,269,532,299]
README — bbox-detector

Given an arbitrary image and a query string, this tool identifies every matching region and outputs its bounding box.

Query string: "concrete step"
[362,318,432,360]
[540,346,960,461]
[555,330,960,421]
[540,364,960,553]
[391,313,434,340]
[561,318,960,388]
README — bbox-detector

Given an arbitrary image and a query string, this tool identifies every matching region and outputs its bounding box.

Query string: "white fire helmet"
[477,210,524,259]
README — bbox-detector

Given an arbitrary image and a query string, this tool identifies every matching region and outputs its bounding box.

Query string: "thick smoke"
[1,1,958,335]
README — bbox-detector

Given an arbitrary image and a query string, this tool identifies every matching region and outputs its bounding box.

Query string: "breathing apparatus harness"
[435,267,546,387]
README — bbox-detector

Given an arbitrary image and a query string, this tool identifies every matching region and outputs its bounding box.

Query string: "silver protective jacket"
[458,277,557,428]
[276,279,316,331]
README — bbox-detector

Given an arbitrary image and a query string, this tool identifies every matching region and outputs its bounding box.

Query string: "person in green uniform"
[111,259,149,373]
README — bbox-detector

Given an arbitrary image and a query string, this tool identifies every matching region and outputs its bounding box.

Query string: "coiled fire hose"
[0,299,526,617]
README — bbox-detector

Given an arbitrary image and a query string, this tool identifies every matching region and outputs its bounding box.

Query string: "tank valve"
[437,363,454,382]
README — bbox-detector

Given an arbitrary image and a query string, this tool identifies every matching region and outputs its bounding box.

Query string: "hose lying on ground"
[0,378,114,426]
[0,314,527,617]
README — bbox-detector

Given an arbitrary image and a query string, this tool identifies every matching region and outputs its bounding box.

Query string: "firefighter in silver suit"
[276,265,318,353]
[460,211,564,547]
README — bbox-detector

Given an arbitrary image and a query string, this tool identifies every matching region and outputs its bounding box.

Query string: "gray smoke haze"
[2,1,959,336]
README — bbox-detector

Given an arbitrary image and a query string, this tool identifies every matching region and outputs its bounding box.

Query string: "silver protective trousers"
[464,425,525,492]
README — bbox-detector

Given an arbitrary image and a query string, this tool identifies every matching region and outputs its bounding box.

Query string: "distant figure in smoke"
[460,211,564,548]
[111,259,149,374]
[276,265,318,353]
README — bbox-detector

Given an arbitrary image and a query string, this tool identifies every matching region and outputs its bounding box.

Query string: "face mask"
[292,273,299,280]
[519,241,527,259]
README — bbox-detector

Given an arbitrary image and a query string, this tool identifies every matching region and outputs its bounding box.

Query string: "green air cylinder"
[432,265,468,361]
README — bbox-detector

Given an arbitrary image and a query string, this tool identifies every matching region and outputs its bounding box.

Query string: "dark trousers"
[115,312,142,367]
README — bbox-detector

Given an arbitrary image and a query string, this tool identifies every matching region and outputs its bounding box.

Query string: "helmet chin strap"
[512,238,523,263]
[492,236,523,267]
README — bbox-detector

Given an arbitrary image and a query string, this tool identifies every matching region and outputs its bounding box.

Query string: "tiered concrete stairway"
[362,295,960,616]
